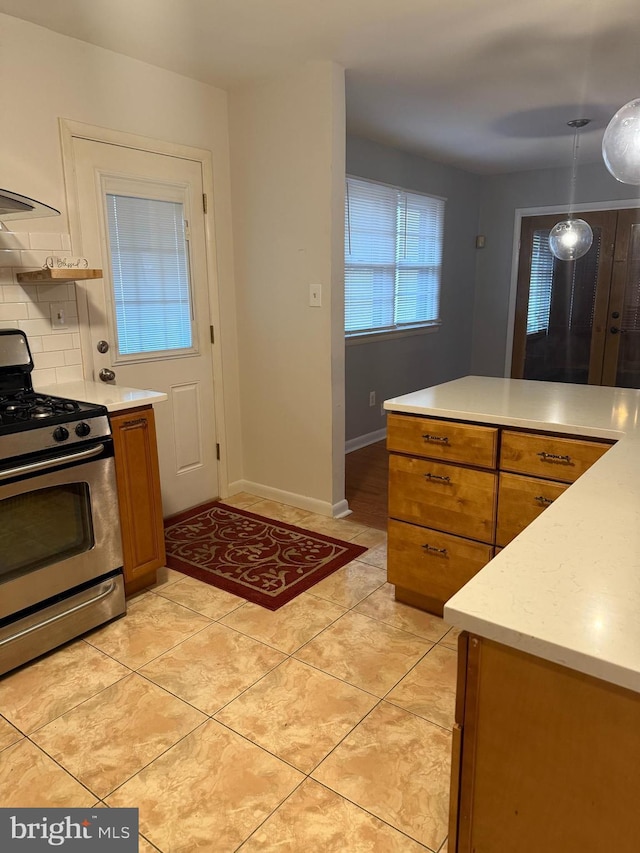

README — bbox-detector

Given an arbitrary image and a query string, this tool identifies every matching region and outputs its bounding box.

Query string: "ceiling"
[1,0,639,174]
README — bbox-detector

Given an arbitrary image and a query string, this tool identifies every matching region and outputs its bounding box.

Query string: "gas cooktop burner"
[0,393,82,425]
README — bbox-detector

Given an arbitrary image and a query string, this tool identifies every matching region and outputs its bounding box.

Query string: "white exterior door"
[73,138,219,515]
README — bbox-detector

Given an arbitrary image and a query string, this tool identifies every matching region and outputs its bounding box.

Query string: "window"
[106,193,193,357]
[527,229,554,335]
[344,176,445,337]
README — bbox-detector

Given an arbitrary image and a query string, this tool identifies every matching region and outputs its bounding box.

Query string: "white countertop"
[384,376,640,693]
[36,380,167,412]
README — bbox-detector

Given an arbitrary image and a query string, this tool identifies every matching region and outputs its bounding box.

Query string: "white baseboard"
[345,428,387,454]
[227,479,349,519]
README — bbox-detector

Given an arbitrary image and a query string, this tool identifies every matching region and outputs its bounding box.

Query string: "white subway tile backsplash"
[0,231,83,376]
[64,349,83,366]
[0,232,28,250]
[34,350,66,370]
[20,250,58,269]
[3,284,36,302]
[36,283,72,303]
[0,303,28,321]
[26,301,49,320]
[31,367,57,386]
[28,233,64,251]
[20,318,55,337]
[55,365,84,383]
[0,250,21,267]
[42,333,74,352]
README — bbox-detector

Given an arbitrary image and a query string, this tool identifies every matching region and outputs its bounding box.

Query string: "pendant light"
[602,98,640,185]
[549,119,593,262]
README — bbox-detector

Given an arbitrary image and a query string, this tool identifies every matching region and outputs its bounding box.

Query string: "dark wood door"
[511,211,616,384]
[602,208,640,387]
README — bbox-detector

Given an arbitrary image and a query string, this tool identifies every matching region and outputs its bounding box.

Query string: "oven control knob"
[75,422,91,437]
[53,426,69,442]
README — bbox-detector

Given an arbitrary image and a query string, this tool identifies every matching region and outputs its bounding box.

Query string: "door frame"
[59,118,229,497]
[505,198,640,377]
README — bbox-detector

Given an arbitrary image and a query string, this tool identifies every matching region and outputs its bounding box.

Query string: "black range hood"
[0,189,60,221]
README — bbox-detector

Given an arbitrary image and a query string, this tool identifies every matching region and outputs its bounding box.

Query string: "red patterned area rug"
[164,501,367,610]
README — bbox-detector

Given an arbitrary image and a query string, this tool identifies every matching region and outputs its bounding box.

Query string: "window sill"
[345,323,441,346]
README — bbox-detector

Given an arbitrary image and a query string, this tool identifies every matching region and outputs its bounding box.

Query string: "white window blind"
[527,229,554,335]
[345,176,445,335]
[106,194,193,356]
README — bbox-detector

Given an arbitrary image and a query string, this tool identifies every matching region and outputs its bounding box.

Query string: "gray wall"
[472,161,640,376]
[345,135,482,442]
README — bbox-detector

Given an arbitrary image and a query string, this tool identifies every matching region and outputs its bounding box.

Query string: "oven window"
[0,484,95,582]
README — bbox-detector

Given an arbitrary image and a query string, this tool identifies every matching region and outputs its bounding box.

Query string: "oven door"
[0,443,123,619]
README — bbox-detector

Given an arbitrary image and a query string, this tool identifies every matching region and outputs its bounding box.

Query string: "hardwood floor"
[345,440,388,530]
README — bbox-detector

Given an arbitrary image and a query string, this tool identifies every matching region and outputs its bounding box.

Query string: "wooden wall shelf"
[16,268,102,283]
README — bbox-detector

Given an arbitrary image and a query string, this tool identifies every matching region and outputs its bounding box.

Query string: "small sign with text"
[0,809,138,851]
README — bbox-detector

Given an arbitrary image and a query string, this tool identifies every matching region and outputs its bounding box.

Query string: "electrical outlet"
[369,391,376,407]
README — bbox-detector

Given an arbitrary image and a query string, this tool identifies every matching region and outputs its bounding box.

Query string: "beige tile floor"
[0,493,458,853]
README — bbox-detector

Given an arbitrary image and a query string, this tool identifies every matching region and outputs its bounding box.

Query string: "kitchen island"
[384,376,640,853]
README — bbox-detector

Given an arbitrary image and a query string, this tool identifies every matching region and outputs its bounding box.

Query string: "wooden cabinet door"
[387,414,498,468]
[389,453,497,542]
[387,519,492,610]
[496,472,569,546]
[111,406,166,588]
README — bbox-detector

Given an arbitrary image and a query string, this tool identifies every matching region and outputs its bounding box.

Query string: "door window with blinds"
[344,176,445,337]
[512,208,640,388]
[102,177,196,362]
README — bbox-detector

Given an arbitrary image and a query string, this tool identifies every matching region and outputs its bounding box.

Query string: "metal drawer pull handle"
[537,451,571,463]
[535,495,554,506]
[424,473,451,483]
[0,581,117,649]
[422,544,448,556]
[0,443,105,482]
[422,434,449,444]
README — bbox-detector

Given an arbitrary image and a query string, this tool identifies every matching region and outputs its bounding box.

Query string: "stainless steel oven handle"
[0,580,118,649]
[0,443,105,482]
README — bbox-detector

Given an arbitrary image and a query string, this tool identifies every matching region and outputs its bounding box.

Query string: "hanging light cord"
[566,118,590,218]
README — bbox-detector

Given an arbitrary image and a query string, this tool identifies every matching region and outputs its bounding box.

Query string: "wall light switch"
[50,302,68,330]
[309,283,322,307]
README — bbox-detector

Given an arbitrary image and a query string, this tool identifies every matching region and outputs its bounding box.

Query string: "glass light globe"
[548,218,593,261]
[602,97,640,185]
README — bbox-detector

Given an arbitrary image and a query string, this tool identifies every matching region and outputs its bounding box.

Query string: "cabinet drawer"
[496,472,569,547]
[500,431,611,483]
[389,453,497,542]
[388,518,492,607]
[387,413,498,468]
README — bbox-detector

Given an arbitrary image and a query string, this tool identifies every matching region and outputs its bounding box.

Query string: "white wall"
[229,62,346,516]
[345,136,482,443]
[0,13,242,486]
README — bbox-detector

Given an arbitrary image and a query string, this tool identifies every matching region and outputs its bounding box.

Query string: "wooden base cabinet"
[110,406,166,594]
[386,411,612,615]
[450,633,640,852]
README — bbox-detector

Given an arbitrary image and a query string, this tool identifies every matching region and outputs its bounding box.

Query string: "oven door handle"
[0,580,118,650]
[0,442,106,481]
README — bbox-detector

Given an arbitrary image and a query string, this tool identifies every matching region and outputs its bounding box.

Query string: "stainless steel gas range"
[0,329,125,676]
